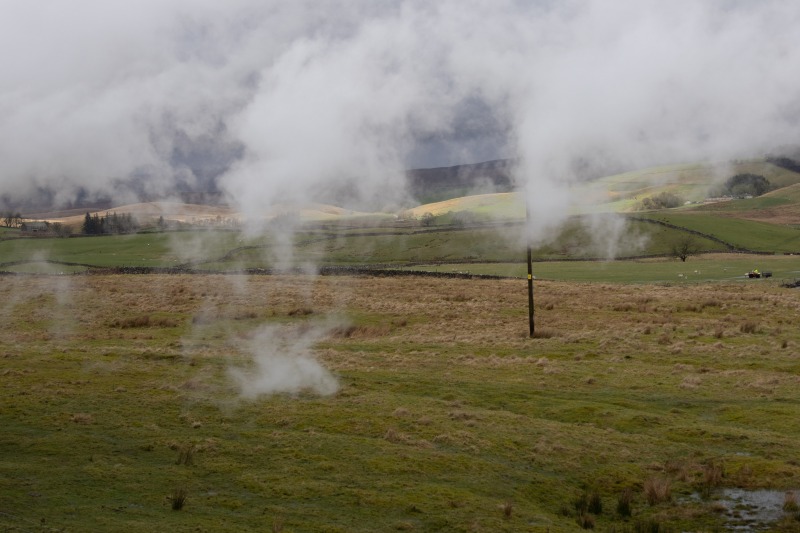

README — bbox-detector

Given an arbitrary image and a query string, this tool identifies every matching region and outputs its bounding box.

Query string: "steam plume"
[228,324,339,398]
[2,0,798,234]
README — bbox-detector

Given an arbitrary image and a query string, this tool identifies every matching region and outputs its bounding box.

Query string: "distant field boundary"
[628,215,744,251]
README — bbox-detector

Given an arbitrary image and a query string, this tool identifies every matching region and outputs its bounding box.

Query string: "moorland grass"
[2,274,800,531]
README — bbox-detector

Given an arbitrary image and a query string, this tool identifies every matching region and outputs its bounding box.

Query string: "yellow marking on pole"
[527,274,532,280]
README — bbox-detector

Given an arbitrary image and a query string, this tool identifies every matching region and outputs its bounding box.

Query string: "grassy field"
[638,214,800,253]
[0,218,735,274]
[2,274,800,531]
[400,254,800,284]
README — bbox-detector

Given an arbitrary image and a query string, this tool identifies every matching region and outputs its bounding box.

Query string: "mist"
[228,323,339,399]
[3,0,800,400]
[2,0,798,227]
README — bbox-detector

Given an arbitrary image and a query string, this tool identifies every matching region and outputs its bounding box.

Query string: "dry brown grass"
[2,273,800,531]
[644,477,672,505]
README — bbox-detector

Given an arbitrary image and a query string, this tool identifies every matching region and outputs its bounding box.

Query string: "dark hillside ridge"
[406,159,516,203]
[766,156,800,174]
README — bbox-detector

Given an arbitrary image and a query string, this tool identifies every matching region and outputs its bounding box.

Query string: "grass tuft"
[70,413,93,424]
[784,491,799,513]
[740,321,759,334]
[700,460,724,497]
[577,513,595,529]
[617,488,633,517]
[588,492,602,515]
[176,444,195,466]
[170,488,187,511]
[110,315,178,328]
[532,328,557,339]
[644,477,671,506]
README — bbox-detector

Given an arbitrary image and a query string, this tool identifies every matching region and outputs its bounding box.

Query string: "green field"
[639,214,800,253]
[399,254,800,283]
[0,218,737,275]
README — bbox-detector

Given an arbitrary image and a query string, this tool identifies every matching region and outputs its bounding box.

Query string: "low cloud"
[2,1,799,238]
[228,323,339,399]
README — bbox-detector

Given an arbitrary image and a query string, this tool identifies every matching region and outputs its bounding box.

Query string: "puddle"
[714,489,795,531]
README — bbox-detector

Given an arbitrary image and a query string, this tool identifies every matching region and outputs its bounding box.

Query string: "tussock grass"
[110,314,179,328]
[531,327,558,339]
[784,491,798,513]
[740,320,759,334]
[170,488,187,511]
[644,477,672,506]
[617,488,633,517]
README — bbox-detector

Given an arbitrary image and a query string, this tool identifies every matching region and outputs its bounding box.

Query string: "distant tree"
[672,235,699,262]
[157,215,166,230]
[420,212,436,227]
[82,212,92,234]
[82,212,103,235]
[50,222,72,237]
[725,173,770,197]
[640,192,684,210]
[3,212,23,228]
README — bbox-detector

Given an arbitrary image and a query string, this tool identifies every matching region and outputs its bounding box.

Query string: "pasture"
[2,274,800,531]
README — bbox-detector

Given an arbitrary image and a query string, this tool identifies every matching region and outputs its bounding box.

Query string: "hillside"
[402,192,524,220]
[578,159,800,214]
[405,159,515,203]
[685,183,800,225]
[39,201,388,228]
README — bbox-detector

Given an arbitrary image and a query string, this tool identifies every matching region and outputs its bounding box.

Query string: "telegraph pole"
[526,193,534,337]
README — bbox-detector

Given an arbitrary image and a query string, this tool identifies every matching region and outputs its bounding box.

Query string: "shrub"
[640,192,684,210]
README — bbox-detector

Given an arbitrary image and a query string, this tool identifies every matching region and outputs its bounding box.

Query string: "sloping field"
[403,192,525,219]
[579,160,800,214]
[46,201,385,228]
[688,183,800,225]
[403,160,800,222]
[46,202,239,227]
[641,213,800,253]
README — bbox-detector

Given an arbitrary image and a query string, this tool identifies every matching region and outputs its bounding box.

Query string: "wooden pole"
[526,194,534,337]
